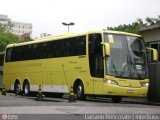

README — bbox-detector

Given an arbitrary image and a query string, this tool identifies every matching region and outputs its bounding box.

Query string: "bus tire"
[75,82,85,100]
[111,96,122,103]
[23,80,30,96]
[14,80,21,95]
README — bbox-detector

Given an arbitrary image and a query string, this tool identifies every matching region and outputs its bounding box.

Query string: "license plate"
[127,89,134,93]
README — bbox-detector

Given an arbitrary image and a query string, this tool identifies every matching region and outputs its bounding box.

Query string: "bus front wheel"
[75,82,85,100]
[111,96,122,103]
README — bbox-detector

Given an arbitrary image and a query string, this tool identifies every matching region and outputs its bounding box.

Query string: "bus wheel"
[111,96,122,103]
[76,82,85,100]
[14,81,21,95]
[23,81,30,96]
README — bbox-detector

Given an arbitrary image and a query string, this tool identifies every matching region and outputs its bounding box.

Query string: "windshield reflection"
[104,34,148,79]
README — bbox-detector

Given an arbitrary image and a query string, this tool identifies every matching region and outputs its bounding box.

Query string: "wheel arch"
[23,79,30,86]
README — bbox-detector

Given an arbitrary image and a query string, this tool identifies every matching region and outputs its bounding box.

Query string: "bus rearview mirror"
[146,47,158,62]
[101,42,110,56]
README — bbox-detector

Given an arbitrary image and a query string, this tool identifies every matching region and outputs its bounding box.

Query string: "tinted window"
[0,53,4,66]
[6,35,86,62]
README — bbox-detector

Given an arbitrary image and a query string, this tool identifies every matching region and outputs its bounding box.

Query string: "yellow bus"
[3,30,150,102]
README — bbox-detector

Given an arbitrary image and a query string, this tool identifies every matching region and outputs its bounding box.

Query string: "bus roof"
[6,30,141,48]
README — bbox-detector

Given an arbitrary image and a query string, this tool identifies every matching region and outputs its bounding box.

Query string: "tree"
[0,22,27,52]
[0,32,21,52]
[107,16,160,34]
[0,21,14,33]
[145,17,156,25]
[107,18,146,34]
[0,24,6,33]
[145,16,160,25]
[40,33,52,38]
[157,15,160,23]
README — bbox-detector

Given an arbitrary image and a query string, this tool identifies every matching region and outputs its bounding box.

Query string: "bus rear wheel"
[23,81,30,96]
[14,81,21,95]
[111,96,122,103]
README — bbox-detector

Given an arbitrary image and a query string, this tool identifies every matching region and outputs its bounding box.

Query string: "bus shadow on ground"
[122,100,160,106]
[24,97,63,102]
[35,98,62,102]
[85,97,112,103]
[22,93,64,102]
[81,96,160,106]
[17,92,160,106]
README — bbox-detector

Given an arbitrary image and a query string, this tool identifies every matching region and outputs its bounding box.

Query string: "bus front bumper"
[104,84,148,97]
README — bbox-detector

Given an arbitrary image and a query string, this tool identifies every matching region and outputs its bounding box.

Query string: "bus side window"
[0,53,4,66]
[6,48,12,62]
[89,34,104,78]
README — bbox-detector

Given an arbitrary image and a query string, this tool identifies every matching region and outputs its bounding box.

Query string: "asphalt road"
[0,93,160,120]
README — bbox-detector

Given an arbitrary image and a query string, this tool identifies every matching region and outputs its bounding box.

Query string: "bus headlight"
[106,79,118,85]
[140,82,149,87]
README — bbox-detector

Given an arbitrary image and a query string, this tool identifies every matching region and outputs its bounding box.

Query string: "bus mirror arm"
[101,42,110,57]
[146,47,158,62]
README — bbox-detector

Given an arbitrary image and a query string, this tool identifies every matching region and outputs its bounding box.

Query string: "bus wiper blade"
[127,54,132,78]
[112,63,118,76]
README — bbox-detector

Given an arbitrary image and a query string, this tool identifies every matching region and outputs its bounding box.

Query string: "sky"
[0,0,160,38]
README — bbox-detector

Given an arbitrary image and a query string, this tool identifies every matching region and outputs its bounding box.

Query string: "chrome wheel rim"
[77,85,82,97]
[24,84,29,94]
[16,84,20,94]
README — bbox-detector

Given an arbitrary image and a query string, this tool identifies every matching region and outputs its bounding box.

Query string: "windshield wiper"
[112,63,118,76]
[119,55,131,77]
[127,54,132,78]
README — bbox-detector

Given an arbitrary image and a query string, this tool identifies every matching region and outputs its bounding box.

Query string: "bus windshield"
[104,34,148,79]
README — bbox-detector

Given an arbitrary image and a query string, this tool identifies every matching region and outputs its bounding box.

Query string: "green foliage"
[0,22,33,52]
[0,32,21,52]
[0,21,14,33]
[0,22,20,52]
[107,16,160,34]
[21,37,33,42]
[0,24,6,33]
[107,18,145,34]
